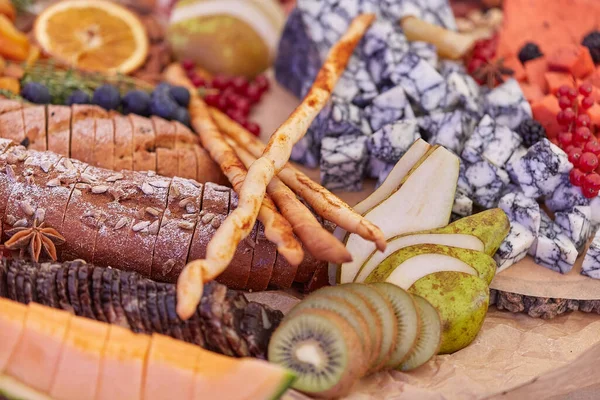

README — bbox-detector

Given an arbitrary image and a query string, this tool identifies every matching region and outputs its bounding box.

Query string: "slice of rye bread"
[173,121,197,180]
[0,99,22,114]
[152,117,178,178]
[22,105,47,151]
[122,172,171,276]
[0,109,25,143]
[112,113,134,171]
[47,105,71,156]
[269,250,299,290]
[245,222,276,292]
[193,145,228,186]
[150,176,203,283]
[93,113,115,170]
[130,114,157,172]
[71,105,102,164]
[217,190,255,290]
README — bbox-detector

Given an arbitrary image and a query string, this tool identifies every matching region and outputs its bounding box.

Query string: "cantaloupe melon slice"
[0,299,27,373]
[50,317,109,400]
[144,334,200,400]
[0,375,52,400]
[6,303,72,393]
[96,325,151,400]
[193,350,295,399]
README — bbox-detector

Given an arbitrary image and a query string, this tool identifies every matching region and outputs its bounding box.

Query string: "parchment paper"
[251,73,600,399]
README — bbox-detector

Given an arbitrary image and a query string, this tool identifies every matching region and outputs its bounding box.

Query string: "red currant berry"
[577,113,592,128]
[204,93,220,107]
[568,148,583,165]
[582,96,595,110]
[191,76,205,88]
[558,132,573,147]
[574,126,592,143]
[212,75,232,91]
[557,108,576,126]
[558,96,573,110]
[467,58,485,74]
[234,97,251,116]
[182,59,195,71]
[245,121,261,136]
[567,87,579,100]
[475,47,494,61]
[585,140,600,155]
[570,168,586,187]
[580,152,599,172]
[579,83,594,96]
[254,75,270,92]
[231,77,249,95]
[582,173,600,198]
[583,187,600,199]
[565,144,577,153]
[227,109,247,126]
[245,84,263,104]
[557,85,572,97]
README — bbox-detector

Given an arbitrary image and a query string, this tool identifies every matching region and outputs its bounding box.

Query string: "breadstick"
[211,108,387,251]
[163,65,303,268]
[225,136,352,264]
[175,14,376,319]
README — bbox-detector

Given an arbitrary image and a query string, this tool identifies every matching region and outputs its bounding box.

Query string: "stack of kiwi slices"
[268,283,442,398]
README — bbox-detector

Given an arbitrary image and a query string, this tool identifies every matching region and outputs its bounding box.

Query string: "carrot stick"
[174,14,376,319]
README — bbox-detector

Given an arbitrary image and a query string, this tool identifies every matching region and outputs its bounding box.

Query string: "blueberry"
[169,86,190,107]
[92,84,121,110]
[21,82,51,104]
[172,107,191,127]
[152,82,172,97]
[122,90,151,116]
[66,90,90,105]
[150,92,178,120]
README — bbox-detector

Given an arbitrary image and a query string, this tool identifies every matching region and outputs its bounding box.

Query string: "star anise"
[472,58,515,88]
[4,219,66,262]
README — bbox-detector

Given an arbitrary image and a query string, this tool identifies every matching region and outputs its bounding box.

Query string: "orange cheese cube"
[193,348,243,398]
[587,103,600,131]
[6,303,72,393]
[524,57,549,93]
[96,325,151,400]
[144,335,200,400]
[532,95,561,138]
[545,72,575,95]
[520,82,545,103]
[50,317,109,400]
[548,45,595,79]
[0,298,27,372]
[503,56,526,82]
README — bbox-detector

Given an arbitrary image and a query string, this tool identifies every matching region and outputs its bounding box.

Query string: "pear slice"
[339,147,459,284]
[364,244,497,287]
[355,233,484,283]
[409,271,489,354]
[399,295,442,371]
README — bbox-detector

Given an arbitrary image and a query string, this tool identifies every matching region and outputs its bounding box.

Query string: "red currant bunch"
[181,60,269,136]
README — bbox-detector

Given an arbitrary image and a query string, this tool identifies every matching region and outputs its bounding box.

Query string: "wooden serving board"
[254,71,600,301]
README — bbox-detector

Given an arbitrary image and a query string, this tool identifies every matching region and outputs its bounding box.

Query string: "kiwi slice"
[370,282,420,369]
[269,308,366,398]
[342,283,398,371]
[302,286,382,369]
[400,295,442,372]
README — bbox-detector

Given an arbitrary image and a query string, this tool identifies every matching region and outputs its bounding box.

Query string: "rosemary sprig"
[0,89,22,101]
[10,0,32,14]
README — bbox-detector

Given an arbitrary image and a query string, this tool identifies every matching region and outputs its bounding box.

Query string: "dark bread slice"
[152,116,176,149]
[156,284,171,337]
[0,99,22,114]
[156,148,178,178]
[120,271,145,333]
[91,266,107,322]
[303,262,330,292]
[77,263,96,319]
[193,145,228,185]
[144,280,163,334]
[47,106,71,156]
[55,262,73,312]
[173,122,197,180]
[245,222,276,292]
[71,105,102,164]
[93,111,115,171]
[22,105,46,151]
[112,113,134,171]
[130,114,157,172]
[151,176,202,283]
[216,190,254,290]
[108,268,129,328]
[269,251,299,290]
[67,261,82,316]
[0,109,25,143]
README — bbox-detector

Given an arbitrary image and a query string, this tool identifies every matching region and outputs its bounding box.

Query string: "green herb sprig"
[10,0,32,14]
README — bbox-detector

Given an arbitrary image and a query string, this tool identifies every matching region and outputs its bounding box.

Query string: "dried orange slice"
[34,0,149,74]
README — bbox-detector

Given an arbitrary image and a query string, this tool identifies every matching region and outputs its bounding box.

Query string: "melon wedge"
[96,325,151,400]
[6,303,72,393]
[50,317,109,400]
[339,147,459,284]
[0,298,27,372]
[145,334,199,400]
[355,233,484,283]
[0,375,52,400]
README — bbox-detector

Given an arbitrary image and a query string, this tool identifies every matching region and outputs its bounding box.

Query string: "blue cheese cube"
[380,0,457,30]
[409,41,438,68]
[505,146,528,183]
[452,190,473,218]
[530,212,578,274]
[494,222,536,273]
[462,115,523,167]
[360,20,409,87]
[483,79,532,130]
[458,158,510,208]
[439,60,466,77]
[498,192,541,234]
[365,156,389,179]
[582,229,600,279]
[508,139,572,199]
[377,162,395,188]
[320,134,369,191]
[554,206,592,252]
[417,111,474,154]
[368,120,420,163]
[446,71,483,118]
[544,176,590,213]
[365,85,415,131]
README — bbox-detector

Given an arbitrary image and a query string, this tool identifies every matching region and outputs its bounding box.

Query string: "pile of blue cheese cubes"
[275,0,600,279]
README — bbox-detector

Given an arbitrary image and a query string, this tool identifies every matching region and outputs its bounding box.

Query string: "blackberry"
[169,85,190,107]
[517,119,546,148]
[92,84,121,110]
[518,42,543,64]
[66,90,90,106]
[122,90,151,117]
[21,82,51,104]
[582,31,600,64]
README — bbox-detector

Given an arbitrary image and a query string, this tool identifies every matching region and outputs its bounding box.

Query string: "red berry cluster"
[467,35,499,73]
[181,60,269,137]
[555,83,600,198]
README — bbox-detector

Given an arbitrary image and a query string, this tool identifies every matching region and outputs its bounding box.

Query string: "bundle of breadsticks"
[165,14,383,319]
